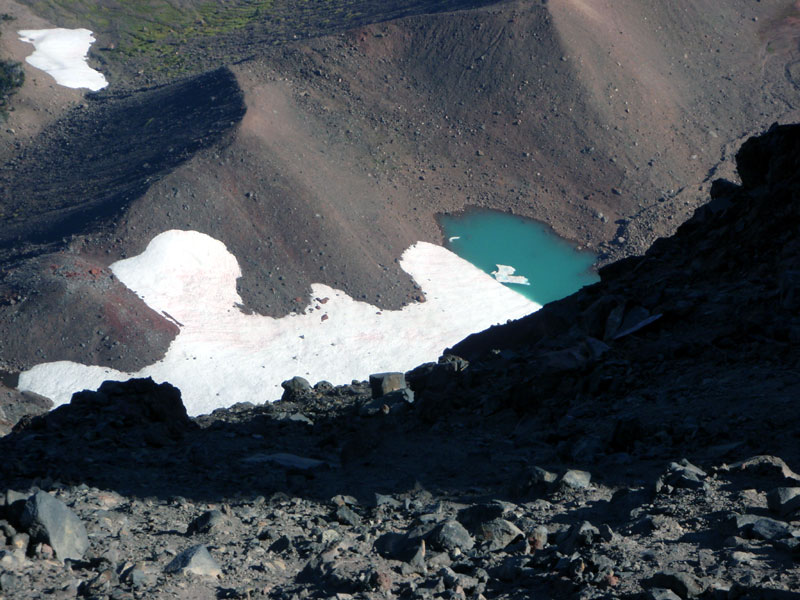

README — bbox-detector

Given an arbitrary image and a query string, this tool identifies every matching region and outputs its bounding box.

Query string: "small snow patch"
[18,28,108,91]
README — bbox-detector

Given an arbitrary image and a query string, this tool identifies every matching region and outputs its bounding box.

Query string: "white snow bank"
[18,28,108,91]
[18,230,540,416]
[491,264,530,286]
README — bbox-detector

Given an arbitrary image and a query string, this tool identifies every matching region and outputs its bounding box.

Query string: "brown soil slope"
[102,0,800,314]
[0,0,798,374]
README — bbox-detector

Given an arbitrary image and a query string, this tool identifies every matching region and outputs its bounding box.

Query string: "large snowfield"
[19,231,539,416]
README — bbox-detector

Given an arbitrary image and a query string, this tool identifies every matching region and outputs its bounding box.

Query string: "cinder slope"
[0,0,798,375]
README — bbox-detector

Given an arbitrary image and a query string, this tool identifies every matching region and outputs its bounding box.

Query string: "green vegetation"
[0,61,24,113]
[27,0,274,75]
[0,14,24,120]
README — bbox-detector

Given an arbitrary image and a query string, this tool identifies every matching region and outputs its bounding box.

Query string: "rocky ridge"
[0,124,799,598]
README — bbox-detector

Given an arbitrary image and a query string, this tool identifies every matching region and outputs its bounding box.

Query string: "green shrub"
[0,59,24,116]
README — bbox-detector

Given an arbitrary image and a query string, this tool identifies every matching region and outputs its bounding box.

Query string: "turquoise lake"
[439,210,600,306]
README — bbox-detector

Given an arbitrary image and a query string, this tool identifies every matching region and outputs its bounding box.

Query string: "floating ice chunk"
[491,264,530,286]
[18,231,539,416]
[18,28,108,91]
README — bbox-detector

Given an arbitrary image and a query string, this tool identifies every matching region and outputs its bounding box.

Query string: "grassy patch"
[0,14,24,119]
[27,0,274,75]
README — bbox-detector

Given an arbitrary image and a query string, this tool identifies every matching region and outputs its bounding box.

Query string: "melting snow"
[18,28,108,91]
[491,264,530,286]
[18,230,539,416]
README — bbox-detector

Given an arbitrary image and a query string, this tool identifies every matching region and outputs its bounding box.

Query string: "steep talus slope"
[76,0,800,319]
[448,122,800,463]
[0,67,246,374]
[0,66,246,251]
[0,125,798,598]
[0,2,798,378]
[13,0,504,85]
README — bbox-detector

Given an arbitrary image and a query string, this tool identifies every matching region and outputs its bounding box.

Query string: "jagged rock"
[726,456,800,486]
[1,490,29,525]
[335,505,362,528]
[728,514,792,541]
[429,520,474,552]
[519,466,559,496]
[186,509,228,535]
[647,589,683,600]
[19,491,88,561]
[375,493,402,509]
[767,488,800,517]
[359,388,414,415]
[558,521,601,554]
[296,549,365,593]
[281,376,312,401]
[440,566,480,592]
[560,469,592,490]
[369,372,406,398]
[657,459,707,492]
[268,535,292,554]
[314,380,335,394]
[477,518,523,551]
[457,501,510,531]
[19,378,195,449]
[643,571,707,598]
[375,532,415,561]
[164,545,222,577]
[728,583,800,599]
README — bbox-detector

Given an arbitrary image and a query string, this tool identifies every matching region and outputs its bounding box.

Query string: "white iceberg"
[18,28,108,91]
[18,230,540,416]
[491,264,530,286]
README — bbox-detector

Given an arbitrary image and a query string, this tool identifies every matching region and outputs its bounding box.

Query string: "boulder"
[20,491,88,561]
[164,545,222,577]
[369,372,406,398]
[281,376,312,401]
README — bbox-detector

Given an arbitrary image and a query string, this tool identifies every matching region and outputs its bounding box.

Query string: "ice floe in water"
[491,264,530,286]
[18,230,539,416]
[18,28,107,91]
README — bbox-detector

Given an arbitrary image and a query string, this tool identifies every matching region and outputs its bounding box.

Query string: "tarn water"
[439,209,599,306]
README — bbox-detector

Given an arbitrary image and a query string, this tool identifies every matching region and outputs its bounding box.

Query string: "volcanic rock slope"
[0,124,799,598]
[1,0,800,377]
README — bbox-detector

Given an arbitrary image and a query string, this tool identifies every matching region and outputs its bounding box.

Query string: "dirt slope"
[0,0,798,373]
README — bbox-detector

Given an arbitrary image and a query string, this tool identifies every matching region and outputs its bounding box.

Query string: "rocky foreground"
[1,124,800,599]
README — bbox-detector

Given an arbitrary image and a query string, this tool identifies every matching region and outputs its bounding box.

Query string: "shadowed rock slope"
[0,124,799,599]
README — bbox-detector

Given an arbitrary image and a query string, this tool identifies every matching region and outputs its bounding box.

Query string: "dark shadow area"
[0,67,245,254]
